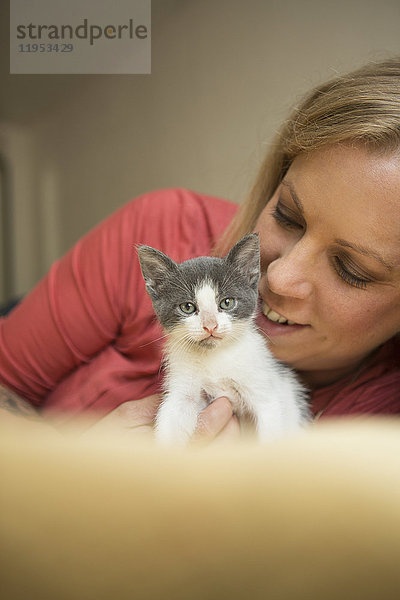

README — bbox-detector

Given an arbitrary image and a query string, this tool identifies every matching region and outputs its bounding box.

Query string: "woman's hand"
[85,395,240,444]
[82,394,162,440]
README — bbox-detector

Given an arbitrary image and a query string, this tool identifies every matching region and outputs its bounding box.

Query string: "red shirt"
[0,188,398,423]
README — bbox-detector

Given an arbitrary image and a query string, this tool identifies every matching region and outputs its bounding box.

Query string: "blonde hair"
[217,58,400,254]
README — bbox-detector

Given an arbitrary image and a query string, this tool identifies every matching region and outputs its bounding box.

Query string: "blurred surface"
[1,416,400,599]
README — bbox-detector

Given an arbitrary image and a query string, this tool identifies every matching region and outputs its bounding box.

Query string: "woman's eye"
[272,203,304,231]
[220,298,236,310]
[179,302,196,314]
[333,257,370,290]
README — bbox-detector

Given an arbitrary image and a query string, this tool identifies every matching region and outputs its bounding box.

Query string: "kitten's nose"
[203,323,218,335]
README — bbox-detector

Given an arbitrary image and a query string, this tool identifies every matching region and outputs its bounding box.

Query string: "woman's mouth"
[257,301,309,338]
[261,302,297,325]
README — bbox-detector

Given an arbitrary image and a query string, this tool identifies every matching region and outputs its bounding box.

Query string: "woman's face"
[254,144,400,386]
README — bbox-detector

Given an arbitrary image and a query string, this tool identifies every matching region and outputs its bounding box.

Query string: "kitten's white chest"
[172,330,267,416]
[157,327,308,445]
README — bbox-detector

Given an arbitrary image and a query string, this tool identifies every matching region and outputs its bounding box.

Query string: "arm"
[0,191,171,417]
[0,189,237,423]
[0,198,138,406]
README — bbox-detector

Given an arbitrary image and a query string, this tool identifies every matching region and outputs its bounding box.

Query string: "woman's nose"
[265,243,315,300]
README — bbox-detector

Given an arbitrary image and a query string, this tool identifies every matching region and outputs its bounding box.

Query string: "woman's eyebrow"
[281,180,305,214]
[281,180,394,271]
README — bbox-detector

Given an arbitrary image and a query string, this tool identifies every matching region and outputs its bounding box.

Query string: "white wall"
[1,0,400,298]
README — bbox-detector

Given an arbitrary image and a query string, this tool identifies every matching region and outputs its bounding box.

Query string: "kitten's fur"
[138,234,309,444]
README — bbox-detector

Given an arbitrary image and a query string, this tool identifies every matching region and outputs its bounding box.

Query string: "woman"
[0,58,399,439]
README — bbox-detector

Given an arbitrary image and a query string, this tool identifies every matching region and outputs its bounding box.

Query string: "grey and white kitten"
[138,234,309,445]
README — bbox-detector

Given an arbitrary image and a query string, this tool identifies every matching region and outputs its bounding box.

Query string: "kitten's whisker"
[178,334,196,353]
[138,332,169,348]
[167,332,195,355]
[254,323,272,343]
[157,356,168,378]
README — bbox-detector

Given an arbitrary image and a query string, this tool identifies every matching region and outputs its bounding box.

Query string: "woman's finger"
[214,414,241,442]
[192,397,234,441]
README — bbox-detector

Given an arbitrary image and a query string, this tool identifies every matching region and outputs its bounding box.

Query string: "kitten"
[137,234,309,445]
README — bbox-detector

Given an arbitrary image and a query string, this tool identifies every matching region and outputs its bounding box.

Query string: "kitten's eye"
[179,302,196,315]
[219,298,236,311]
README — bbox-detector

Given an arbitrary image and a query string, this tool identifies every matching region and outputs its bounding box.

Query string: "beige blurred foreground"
[1,416,400,599]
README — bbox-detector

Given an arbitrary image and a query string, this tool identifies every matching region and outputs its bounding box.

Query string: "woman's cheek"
[327,290,387,348]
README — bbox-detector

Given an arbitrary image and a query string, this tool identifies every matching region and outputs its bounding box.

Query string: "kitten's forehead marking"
[195,283,218,318]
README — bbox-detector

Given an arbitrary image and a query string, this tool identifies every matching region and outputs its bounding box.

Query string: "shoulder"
[132,186,236,209]
[131,187,237,227]
[125,187,238,260]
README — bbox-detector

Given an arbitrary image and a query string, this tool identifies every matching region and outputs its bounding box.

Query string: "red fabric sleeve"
[0,188,237,422]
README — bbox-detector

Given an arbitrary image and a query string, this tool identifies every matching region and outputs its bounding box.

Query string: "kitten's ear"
[137,245,178,297]
[226,234,260,288]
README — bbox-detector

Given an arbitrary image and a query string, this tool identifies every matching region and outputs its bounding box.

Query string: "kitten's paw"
[154,423,192,446]
[155,396,201,446]
[155,409,196,446]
